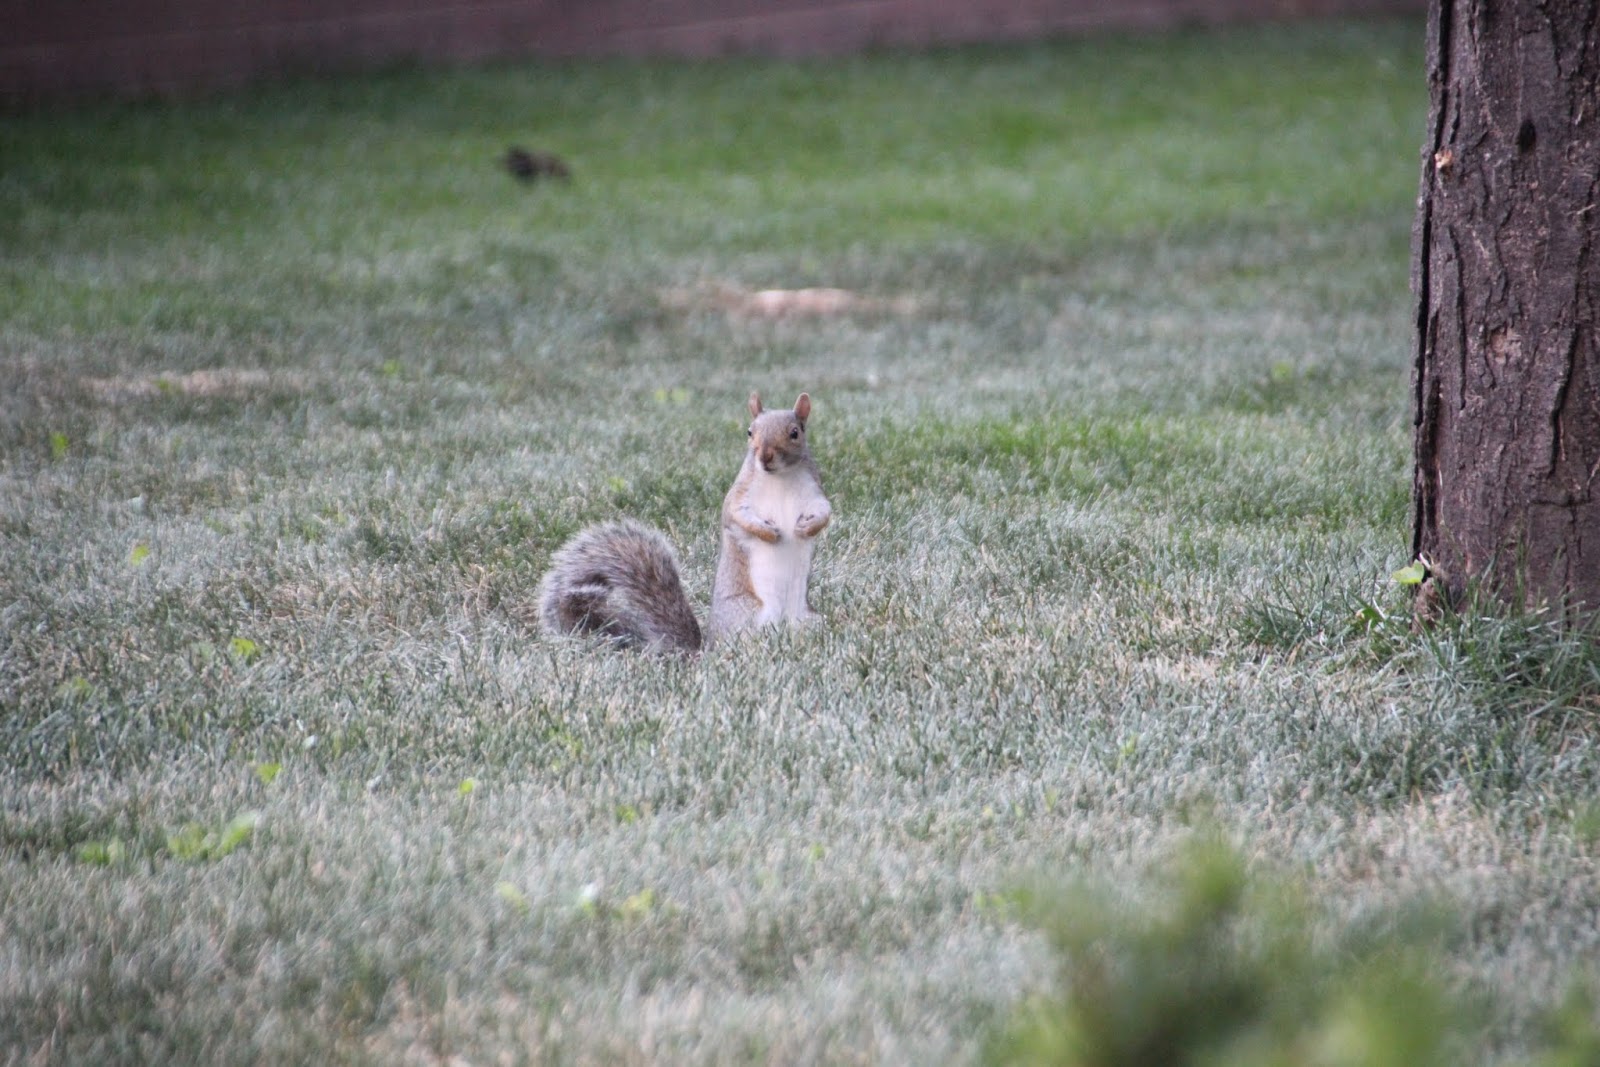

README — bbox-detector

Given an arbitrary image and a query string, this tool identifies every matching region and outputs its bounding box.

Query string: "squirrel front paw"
[751,517,783,543]
[733,505,783,543]
[796,508,831,539]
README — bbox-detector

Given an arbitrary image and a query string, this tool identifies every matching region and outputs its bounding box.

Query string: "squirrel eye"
[789,427,800,440]
[747,428,753,437]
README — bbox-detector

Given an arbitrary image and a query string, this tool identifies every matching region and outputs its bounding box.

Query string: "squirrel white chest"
[741,469,823,622]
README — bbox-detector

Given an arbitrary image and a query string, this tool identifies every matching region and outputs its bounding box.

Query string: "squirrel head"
[745,391,812,472]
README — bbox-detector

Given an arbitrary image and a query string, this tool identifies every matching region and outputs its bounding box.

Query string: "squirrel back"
[537,520,701,653]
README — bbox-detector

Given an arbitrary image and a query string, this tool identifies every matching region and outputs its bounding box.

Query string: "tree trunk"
[1411,0,1600,617]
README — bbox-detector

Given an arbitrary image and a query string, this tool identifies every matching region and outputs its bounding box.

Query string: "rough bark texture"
[1411,0,1600,615]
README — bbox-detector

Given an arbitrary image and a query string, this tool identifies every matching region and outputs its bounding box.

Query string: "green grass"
[4,16,1599,1064]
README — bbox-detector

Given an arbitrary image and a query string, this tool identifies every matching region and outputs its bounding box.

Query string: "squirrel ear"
[793,393,811,422]
[748,391,763,418]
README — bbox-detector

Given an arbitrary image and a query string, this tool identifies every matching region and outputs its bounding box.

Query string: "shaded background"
[7,0,1424,103]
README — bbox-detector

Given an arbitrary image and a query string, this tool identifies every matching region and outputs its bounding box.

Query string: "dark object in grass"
[504,146,571,182]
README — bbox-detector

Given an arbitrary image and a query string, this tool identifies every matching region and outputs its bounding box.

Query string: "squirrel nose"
[760,446,775,466]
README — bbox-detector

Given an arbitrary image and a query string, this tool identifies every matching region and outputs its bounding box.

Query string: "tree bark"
[1411,0,1600,616]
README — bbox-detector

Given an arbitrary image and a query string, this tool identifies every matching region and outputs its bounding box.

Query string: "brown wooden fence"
[3,0,1424,104]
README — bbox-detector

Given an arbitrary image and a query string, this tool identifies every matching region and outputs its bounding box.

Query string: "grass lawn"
[4,16,1600,1064]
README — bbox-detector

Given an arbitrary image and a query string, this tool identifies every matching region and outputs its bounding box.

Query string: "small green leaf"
[252,761,282,786]
[496,881,530,914]
[129,543,151,566]
[614,803,639,824]
[1393,561,1427,586]
[575,882,601,917]
[1350,602,1386,631]
[76,838,128,866]
[458,777,478,797]
[168,810,260,862]
[55,676,94,701]
[1571,802,1600,846]
[228,637,260,661]
[49,432,69,460]
[973,889,1025,921]
[213,811,261,855]
[166,823,208,861]
[620,887,658,920]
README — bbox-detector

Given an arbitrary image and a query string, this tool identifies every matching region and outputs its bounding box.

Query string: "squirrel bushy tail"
[537,520,702,653]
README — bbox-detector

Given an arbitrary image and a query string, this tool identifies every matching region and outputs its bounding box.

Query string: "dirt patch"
[660,284,921,319]
[83,369,292,402]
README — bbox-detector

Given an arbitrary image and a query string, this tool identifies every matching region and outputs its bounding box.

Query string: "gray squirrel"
[538,391,832,652]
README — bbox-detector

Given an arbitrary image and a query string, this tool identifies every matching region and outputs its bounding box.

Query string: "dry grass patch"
[80,367,296,403]
[660,283,924,320]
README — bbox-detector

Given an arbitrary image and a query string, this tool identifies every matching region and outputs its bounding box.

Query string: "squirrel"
[538,391,832,653]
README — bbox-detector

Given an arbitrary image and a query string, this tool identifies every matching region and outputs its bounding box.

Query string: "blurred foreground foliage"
[990,839,1600,1067]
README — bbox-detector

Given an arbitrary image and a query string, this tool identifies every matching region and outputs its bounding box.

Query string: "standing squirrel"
[538,391,832,653]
